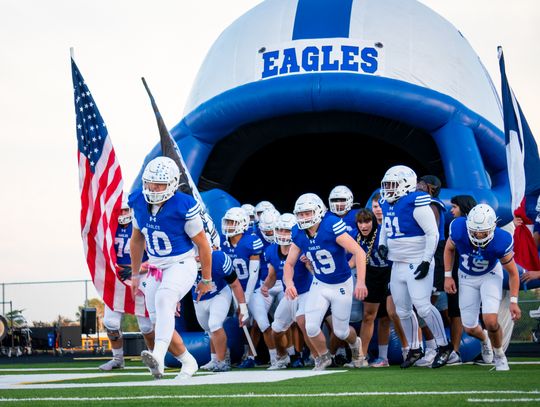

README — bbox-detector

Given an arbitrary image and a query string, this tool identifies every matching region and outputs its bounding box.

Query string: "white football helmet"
[258,208,281,243]
[241,203,256,226]
[294,193,326,230]
[118,197,133,225]
[328,185,354,216]
[142,156,180,204]
[255,201,275,221]
[274,213,297,245]
[221,207,249,237]
[380,165,417,203]
[466,204,497,248]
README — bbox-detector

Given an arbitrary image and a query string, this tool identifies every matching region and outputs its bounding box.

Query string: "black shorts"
[433,240,446,292]
[447,258,461,318]
[364,265,391,304]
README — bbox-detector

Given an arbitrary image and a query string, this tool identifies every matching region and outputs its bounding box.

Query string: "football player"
[379,165,452,368]
[444,203,521,371]
[221,206,264,367]
[263,213,316,369]
[249,209,283,367]
[284,193,368,370]
[99,197,154,371]
[193,248,249,372]
[129,156,213,380]
[328,185,358,233]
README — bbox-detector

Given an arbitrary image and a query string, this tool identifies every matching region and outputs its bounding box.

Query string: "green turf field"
[0,358,539,406]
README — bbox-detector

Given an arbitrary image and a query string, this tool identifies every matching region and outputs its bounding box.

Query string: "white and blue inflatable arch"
[140,0,526,367]
[134,0,512,224]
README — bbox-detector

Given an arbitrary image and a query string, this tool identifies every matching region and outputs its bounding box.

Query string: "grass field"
[0,358,539,406]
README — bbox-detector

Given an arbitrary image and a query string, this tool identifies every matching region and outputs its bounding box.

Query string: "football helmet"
[255,201,275,221]
[258,209,281,243]
[118,197,133,225]
[328,185,354,216]
[221,207,249,237]
[142,156,180,204]
[380,165,417,203]
[294,193,326,230]
[274,213,297,245]
[241,203,256,226]
[466,204,497,248]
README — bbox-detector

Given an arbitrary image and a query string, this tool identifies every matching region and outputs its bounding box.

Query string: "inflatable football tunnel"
[133,0,513,225]
[134,0,525,366]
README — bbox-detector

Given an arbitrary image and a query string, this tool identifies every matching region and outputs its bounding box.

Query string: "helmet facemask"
[466,204,497,248]
[142,157,180,204]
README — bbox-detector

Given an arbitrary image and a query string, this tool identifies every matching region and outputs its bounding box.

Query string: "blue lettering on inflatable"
[321,45,339,71]
[340,45,359,72]
[302,46,320,72]
[262,50,280,79]
[361,47,378,73]
[279,48,301,75]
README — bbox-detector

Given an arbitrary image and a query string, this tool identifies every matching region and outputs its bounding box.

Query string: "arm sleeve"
[244,259,260,303]
[184,215,204,238]
[413,205,439,262]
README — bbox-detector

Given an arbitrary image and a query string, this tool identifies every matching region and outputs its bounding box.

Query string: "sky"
[1,0,539,323]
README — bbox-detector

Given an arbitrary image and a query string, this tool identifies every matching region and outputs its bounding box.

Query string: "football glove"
[118,266,132,282]
[414,261,430,280]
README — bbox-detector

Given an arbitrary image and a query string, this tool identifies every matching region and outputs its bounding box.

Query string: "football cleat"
[431,344,453,369]
[400,347,424,369]
[238,357,257,369]
[211,360,231,372]
[99,358,124,371]
[493,354,510,371]
[313,352,332,371]
[415,348,437,367]
[481,330,494,364]
[267,354,290,370]
[141,350,164,379]
[447,351,462,365]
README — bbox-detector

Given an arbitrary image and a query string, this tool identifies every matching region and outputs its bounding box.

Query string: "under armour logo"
[149,216,157,222]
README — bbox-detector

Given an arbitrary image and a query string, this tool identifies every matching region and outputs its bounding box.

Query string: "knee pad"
[306,320,322,338]
[271,319,288,334]
[208,317,225,333]
[333,322,350,341]
[106,329,122,342]
[137,316,154,335]
[103,313,122,331]
[414,302,433,320]
[395,306,414,321]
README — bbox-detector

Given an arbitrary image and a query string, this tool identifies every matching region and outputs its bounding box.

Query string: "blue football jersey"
[129,190,201,261]
[342,208,359,235]
[256,229,272,284]
[292,212,351,284]
[354,224,391,268]
[265,243,313,295]
[450,217,513,276]
[222,233,264,290]
[192,250,234,301]
[380,191,432,240]
[114,222,148,266]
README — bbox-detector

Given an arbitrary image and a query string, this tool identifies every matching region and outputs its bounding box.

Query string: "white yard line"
[468,398,540,403]
[0,390,540,402]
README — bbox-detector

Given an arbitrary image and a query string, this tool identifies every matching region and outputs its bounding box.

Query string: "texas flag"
[499,46,540,270]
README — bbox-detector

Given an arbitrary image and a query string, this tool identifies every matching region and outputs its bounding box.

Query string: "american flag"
[72,57,146,316]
